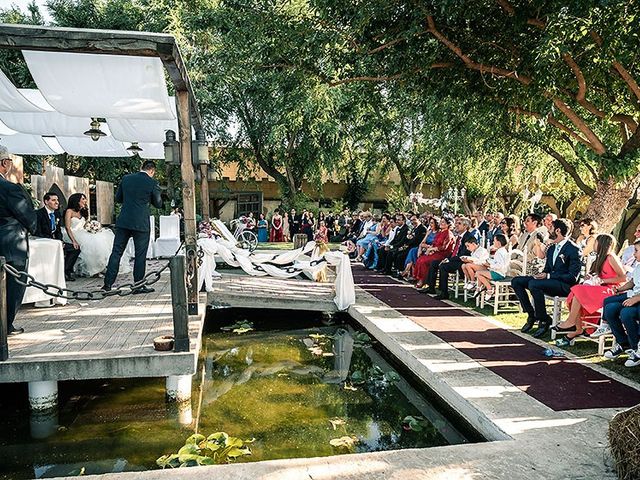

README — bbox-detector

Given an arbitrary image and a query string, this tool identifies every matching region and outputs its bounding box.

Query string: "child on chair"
[460,237,490,290]
[476,234,510,300]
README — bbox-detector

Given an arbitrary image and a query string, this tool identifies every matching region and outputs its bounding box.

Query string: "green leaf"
[185,434,205,445]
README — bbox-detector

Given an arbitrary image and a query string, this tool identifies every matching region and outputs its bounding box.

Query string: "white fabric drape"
[0,119,17,135]
[138,142,165,159]
[57,135,132,157]
[0,108,90,137]
[196,236,356,311]
[107,98,178,142]
[23,51,176,120]
[0,133,64,155]
[0,70,49,113]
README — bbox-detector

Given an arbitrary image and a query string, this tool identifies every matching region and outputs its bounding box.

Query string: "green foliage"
[156,432,253,468]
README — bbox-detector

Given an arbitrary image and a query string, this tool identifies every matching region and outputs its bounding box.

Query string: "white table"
[23,238,68,306]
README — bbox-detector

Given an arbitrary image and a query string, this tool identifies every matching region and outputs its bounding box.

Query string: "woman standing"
[269,210,284,242]
[282,212,290,242]
[257,213,269,243]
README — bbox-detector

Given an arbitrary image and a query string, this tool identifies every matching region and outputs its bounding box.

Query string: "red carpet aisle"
[352,265,640,411]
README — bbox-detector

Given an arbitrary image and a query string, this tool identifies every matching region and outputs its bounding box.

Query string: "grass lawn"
[446,294,640,384]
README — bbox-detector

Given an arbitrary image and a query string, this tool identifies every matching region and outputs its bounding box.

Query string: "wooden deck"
[0,261,205,383]
[207,272,338,312]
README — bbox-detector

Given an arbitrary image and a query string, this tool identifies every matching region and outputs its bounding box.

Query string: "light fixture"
[192,129,209,166]
[163,130,180,166]
[126,142,143,153]
[83,118,106,142]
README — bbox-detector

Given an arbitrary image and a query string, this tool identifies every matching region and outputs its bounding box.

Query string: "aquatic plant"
[329,435,359,452]
[221,320,254,334]
[402,416,430,432]
[156,432,253,468]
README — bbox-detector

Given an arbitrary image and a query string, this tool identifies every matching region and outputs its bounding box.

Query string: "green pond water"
[0,311,469,479]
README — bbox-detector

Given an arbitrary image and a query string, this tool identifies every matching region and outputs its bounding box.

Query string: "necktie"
[49,212,56,233]
[452,236,462,257]
[552,244,561,265]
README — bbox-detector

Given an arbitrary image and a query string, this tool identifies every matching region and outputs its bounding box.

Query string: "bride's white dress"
[63,217,131,277]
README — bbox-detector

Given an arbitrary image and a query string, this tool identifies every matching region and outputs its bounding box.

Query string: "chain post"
[169,255,190,352]
[185,241,198,315]
[0,257,8,361]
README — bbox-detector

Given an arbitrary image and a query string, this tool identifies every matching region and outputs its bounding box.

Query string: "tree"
[286,0,640,231]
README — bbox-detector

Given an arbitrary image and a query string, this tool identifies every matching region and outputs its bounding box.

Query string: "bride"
[63,193,131,277]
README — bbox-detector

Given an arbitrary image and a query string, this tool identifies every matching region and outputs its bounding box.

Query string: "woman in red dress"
[554,233,627,344]
[413,217,455,289]
[269,210,284,242]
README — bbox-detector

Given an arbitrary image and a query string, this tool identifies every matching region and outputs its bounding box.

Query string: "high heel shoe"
[551,325,577,333]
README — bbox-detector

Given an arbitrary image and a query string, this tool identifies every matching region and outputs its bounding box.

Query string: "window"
[236,192,262,217]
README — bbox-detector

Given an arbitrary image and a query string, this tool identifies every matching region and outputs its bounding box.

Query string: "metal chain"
[2,241,185,302]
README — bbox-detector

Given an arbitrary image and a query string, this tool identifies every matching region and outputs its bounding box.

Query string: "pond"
[0,309,474,479]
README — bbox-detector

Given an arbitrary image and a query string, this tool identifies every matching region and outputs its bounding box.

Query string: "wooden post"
[169,255,190,352]
[175,90,199,315]
[0,256,8,361]
[200,163,210,221]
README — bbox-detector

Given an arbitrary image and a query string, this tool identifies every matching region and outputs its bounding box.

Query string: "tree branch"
[509,106,593,148]
[426,16,532,85]
[612,61,640,106]
[328,64,450,87]
[542,146,596,196]
[620,125,640,157]
[548,95,607,154]
[367,30,429,54]
[563,53,586,100]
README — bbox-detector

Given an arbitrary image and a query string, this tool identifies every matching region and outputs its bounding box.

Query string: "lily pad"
[329,435,359,451]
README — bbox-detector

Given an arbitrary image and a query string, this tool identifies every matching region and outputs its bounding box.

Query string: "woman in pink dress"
[554,233,626,344]
[413,217,455,289]
[269,210,284,242]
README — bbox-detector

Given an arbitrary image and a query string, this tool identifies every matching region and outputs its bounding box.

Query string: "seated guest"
[515,213,548,275]
[390,214,426,277]
[601,241,640,367]
[554,233,626,346]
[460,236,490,289]
[487,212,504,245]
[425,216,479,299]
[512,218,581,338]
[314,220,328,243]
[414,217,455,289]
[363,215,393,268]
[576,218,598,257]
[498,216,519,250]
[401,216,437,280]
[34,191,81,282]
[378,213,409,274]
[476,234,510,299]
[621,224,640,278]
[533,212,558,259]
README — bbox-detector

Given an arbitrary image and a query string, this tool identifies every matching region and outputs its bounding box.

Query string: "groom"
[103,160,163,294]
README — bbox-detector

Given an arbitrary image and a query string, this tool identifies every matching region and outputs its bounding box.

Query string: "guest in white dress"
[63,193,130,277]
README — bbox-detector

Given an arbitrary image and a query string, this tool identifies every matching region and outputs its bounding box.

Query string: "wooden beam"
[199,164,210,220]
[0,23,202,129]
[176,90,199,315]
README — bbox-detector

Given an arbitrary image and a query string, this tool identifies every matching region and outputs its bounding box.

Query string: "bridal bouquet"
[85,220,103,233]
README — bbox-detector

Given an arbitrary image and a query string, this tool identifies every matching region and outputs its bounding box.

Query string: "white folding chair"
[481,248,526,315]
[154,215,181,257]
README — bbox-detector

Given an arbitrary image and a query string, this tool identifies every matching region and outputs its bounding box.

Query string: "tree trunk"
[584,176,640,233]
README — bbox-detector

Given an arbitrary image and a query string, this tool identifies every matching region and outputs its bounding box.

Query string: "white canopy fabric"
[108,97,178,142]
[0,119,17,136]
[57,134,133,157]
[138,142,165,159]
[0,133,64,155]
[0,70,49,113]
[23,51,176,120]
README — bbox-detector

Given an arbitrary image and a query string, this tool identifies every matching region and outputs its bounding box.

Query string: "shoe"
[464,282,475,290]
[521,317,536,333]
[532,322,551,338]
[555,333,582,347]
[590,323,612,338]
[473,286,486,298]
[624,350,640,367]
[101,285,112,292]
[424,287,437,295]
[604,344,628,359]
[551,325,577,333]
[484,290,494,301]
[8,327,24,336]
[434,293,450,300]
[132,286,155,295]
[65,273,76,282]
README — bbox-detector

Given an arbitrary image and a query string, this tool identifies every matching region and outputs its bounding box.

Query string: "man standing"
[0,146,37,335]
[103,160,162,294]
[290,208,300,236]
[34,192,81,282]
[511,218,581,338]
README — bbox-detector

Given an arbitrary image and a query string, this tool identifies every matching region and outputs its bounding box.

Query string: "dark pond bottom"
[0,309,471,479]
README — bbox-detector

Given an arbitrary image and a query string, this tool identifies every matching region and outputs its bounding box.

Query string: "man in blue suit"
[511,218,581,338]
[103,160,163,294]
[0,146,37,335]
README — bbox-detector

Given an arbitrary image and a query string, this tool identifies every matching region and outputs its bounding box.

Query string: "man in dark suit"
[0,146,37,335]
[290,208,300,236]
[423,217,479,300]
[379,213,410,274]
[103,160,162,294]
[34,192,81,282]
[512,218,581,338]
[390,214,426,276]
